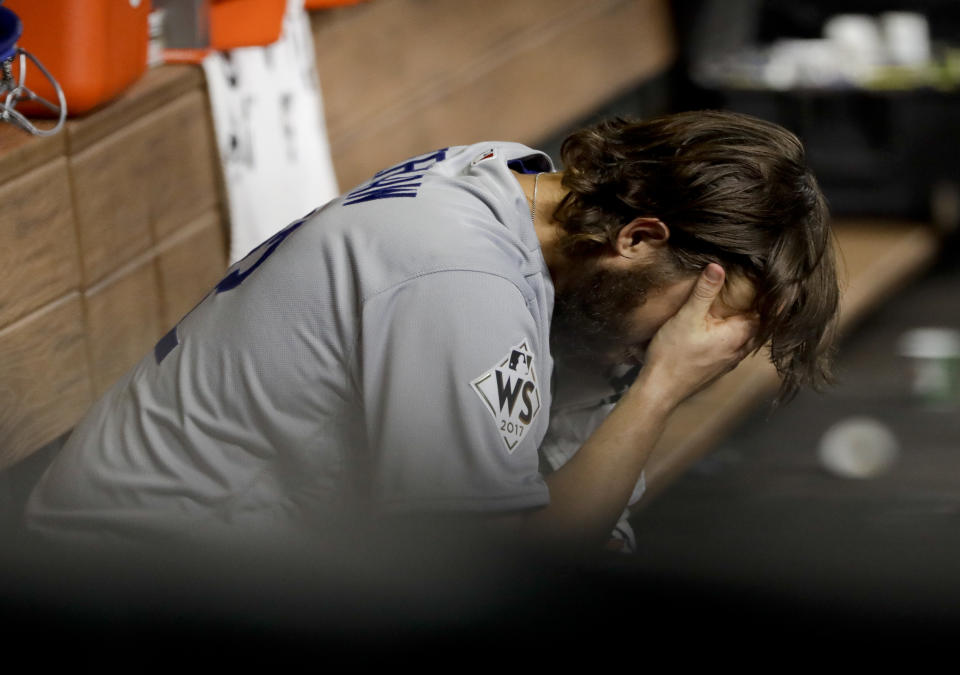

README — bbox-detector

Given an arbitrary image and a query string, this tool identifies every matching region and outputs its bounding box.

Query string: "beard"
[549,257,666,370]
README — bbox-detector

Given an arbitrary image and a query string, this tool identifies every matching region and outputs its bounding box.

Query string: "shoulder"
[252,142,553,303]
[361,269,540,324]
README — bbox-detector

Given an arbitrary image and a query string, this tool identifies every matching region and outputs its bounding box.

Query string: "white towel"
[203,0,339,263]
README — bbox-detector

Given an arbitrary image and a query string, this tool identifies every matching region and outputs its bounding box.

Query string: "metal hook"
[0,5,67,136]
[0,49,67,136]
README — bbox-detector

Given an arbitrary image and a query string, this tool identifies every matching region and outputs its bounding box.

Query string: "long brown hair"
[555,110,839,404]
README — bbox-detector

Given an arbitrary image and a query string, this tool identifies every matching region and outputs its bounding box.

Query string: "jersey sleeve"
[357,271,551,514]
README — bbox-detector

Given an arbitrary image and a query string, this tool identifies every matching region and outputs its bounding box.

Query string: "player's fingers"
[682,263,725,317]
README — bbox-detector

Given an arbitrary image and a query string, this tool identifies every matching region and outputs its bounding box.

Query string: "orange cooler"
[6,0,150,116]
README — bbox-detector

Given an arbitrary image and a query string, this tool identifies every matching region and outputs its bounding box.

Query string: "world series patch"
[471,340,541,453]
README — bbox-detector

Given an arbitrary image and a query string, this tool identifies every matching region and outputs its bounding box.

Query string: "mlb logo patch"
[470,149,497,166]
[471,340,541,452]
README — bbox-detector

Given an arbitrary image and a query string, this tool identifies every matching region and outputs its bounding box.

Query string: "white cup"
[898,327,960,406]
[824,14,885,65]
[881,11,931,67]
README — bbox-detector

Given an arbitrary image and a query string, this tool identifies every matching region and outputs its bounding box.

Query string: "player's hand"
[713,270,757,320]
[638,263,759,409]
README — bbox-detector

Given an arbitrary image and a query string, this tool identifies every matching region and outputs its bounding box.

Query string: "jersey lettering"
[495,370,524,416]
[343,148,448,206]
[155,211,314,365]
[518,380,537,424]
[216,215,309,294]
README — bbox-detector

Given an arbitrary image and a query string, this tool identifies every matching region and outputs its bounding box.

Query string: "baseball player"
[25,111,838,552]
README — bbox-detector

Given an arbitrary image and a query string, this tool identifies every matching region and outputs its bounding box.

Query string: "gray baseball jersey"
[26,142,558,544]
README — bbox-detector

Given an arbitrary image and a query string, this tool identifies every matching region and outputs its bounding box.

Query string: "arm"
[520,263,758,549]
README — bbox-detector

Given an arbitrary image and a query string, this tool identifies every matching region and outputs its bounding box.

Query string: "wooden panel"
[0,293,93,471]
[0,158,82,328]
[84,255,164,399]
[143,92,221,241]
[70,122,156,286]
[313,0,676,187]
[70,90,220,285]
[313,0,560,137]
[66,65,204,155]
[156,210,228,331]
[639,220,941,505]
[0,119,66,187]
[0,65,220,468]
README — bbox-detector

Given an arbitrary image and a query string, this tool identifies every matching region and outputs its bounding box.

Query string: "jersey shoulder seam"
[360,267,536,307]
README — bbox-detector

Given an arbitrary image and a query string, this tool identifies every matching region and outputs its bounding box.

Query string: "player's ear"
[614,217,670,258]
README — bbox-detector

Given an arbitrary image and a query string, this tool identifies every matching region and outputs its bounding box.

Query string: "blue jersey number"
[215,217,307,293]
[154,213,311,364]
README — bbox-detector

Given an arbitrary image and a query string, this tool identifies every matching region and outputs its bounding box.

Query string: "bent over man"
[25,110,839,550]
